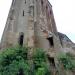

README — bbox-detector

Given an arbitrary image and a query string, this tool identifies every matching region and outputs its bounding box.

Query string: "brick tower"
[1,0,61,51]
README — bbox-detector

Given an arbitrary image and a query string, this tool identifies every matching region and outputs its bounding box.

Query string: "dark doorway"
[47,37,54,47]
[19,32,24,46]
[48,56,55,67]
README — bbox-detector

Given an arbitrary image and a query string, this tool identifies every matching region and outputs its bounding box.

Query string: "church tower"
[1,0,61,51]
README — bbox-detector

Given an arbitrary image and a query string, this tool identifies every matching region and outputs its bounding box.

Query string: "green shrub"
[33,48,51,75]
[0,46,30,75]
[57,52,75,70]
[0,47,51,75]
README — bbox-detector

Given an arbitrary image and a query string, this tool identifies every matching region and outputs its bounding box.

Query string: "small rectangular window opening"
[47,37,54,47]
[50,10,52,15]
[23,10,24,16]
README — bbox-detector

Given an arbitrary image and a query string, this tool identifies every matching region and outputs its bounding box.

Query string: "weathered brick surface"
[0,0,75,75]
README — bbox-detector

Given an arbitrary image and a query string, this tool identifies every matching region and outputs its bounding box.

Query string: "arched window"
[19,32,24,46]
[47,37,54,47]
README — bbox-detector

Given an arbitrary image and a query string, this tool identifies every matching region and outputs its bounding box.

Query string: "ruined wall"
[1,0,61,51]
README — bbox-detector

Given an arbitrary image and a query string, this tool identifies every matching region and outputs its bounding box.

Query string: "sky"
[0,0,75,42]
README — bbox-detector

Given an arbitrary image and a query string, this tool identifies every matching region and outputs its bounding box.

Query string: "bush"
[0,46,30,75]
[57,52,75,70]
[0,47,51,75]
[33,48,51,75]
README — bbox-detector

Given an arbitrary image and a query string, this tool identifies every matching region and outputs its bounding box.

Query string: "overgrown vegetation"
[57,52,75,70]
[0,46,75,75]
[33,48,51,75]
[0,46,50,75]
[0,46,30,75]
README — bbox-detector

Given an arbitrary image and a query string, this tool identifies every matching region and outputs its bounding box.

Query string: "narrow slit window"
[46,5,48,9]
[19,32,24,46]
[50,10,52,15]
[47,37,54,47]
[23,10,24,16]
[41,0,43,6]
[25,0,26,4]
[12,0,15,5]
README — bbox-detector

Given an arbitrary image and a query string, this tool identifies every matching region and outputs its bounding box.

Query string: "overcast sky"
[0,0,75,42]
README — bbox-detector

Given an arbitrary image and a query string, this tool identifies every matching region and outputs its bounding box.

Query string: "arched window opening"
[19,32,24,46]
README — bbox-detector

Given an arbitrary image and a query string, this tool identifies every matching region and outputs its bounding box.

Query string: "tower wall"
[1,0,61,50]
